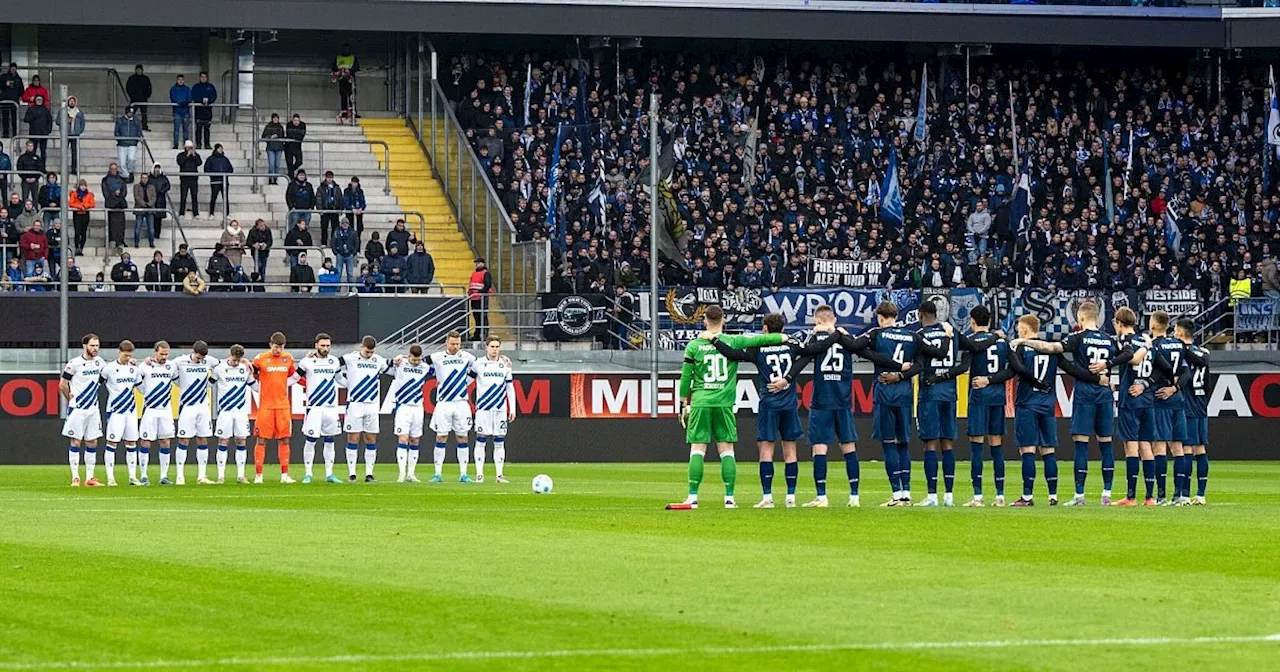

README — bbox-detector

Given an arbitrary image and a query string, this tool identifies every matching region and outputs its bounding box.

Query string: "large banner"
[1236,298,1280,333]
[1142,289,1201,321]
[760,288,919,334]
[541,294,609,340]
[806,259,889,288]
[985,288,1137,338]
[632,287,764,350]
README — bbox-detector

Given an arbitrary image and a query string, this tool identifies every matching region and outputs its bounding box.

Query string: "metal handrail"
[382,296,469,346]
[1192,295,1233,344]
[267,208,430,243]
[249,137,390,195]
[35,205,188,258]
[252,65,390,122]
[10,132,158,176]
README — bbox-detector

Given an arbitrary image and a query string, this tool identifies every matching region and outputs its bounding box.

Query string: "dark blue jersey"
[1010,345,1056,413]
[1116,333,1154,410]
[866,327,919,407]
[1183,344,1210,418]
[1057,328,1119,405]
[710,339,809,412]
[1150,335,1188,409]
[916,323,964,402]
[958,331,1011,407]
[808,332,856,411]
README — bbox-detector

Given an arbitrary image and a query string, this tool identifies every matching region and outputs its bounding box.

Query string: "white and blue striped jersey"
[470,356,513,412]
[296,355,343,408]
[172,355,218,411]
[139,360,178,412]
[388,359,430,408]
[427,350,477,404]
[340,352,390,405]
[62,355,106,411]
[102,360,143,416]
[211,360,253,413]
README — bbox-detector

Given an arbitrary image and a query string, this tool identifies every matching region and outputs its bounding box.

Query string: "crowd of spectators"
[450,49,1280,307]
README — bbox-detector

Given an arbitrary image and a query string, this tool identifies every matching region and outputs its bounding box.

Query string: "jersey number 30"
[703,353,729,384]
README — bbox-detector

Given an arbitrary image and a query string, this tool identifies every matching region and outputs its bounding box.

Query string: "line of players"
[708,299,1211,508]
[59,330,517,487]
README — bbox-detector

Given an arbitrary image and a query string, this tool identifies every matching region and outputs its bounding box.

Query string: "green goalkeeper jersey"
[680,333,785,408]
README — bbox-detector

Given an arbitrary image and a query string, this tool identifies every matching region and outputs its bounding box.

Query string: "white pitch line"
[0,633,1276,670]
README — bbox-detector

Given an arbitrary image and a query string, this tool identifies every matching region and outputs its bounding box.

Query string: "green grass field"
[1,462,1279,671]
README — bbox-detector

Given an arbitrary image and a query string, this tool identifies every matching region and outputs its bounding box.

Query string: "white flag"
[1269,66,1280,148]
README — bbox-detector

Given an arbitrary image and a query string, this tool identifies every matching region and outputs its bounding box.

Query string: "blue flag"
[880,146,904,229]
[546,123,567,250]
[1012,166,1032,244]
[1164,202,1183,258]
[913,63,928,146]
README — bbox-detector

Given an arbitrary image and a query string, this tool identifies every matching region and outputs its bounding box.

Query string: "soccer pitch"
[2,463,1279,671]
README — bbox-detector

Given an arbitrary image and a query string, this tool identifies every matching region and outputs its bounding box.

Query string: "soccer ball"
[532,474,554,494]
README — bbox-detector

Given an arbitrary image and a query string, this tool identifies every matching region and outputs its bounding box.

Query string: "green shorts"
[686,406,738,445]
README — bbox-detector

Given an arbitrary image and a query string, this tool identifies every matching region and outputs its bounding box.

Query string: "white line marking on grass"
[1,633,1276,669]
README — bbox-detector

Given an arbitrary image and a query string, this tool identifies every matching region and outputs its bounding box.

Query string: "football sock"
[346,442,359,476]
[103,446,115,477]
[323,438,336,477]
[1196,453,1209,497]
[456,442,469,476]
[278,444,290,475]
[84,447,96,479]
[159,446,171,479]
[253,442,265,476]
[434,441,446,476]
[924,450,938,494]
[1100,441,1115,492]
[897,445,912,494]
[881,443,900,493]
[941,449,955,494]
[844,452,860,496]
[364,443,377,477]
[784,461,798,495]
[493,438,505,477]
[126,445,138,481]
[68,445,80,480]
[1155,454,1167,499]
[216,445,227,479]
[760,461,774,496]
[1021,452,1036,498]
[407,444,419,476]
[138,446,150,473]
[475,438,487,478]
[196,443,208,479]
[304,438,317,477]
[1182,455,1193,498]
[991,446,1005,496]
[970,441,984,496]
[1073,440,1089,496]
[813,454,828,497]
[720,451,737,497]
[235,444,246,479]
[396,443,408,478]
[1125,456,1139,500]
[175,443,187,475]
[1142,458,1156,499]
[687,451,705,496]
[1042,453,1059,497]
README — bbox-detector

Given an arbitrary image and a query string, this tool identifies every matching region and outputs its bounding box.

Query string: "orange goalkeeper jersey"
[252,351,296,410]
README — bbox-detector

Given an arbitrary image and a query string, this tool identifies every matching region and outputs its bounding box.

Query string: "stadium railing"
[41,66,262,133]
[245,138,391,195]
[9,132,160,180]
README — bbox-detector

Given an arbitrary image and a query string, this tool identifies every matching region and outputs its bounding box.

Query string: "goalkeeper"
[667,306,784,510]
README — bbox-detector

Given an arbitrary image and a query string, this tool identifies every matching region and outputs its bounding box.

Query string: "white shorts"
[139,408,176,442]
[177,406,212,440]
[430,400,473,436]
[393,406,425,438]
[474,409,509,437]
[303,407,342,438]
[343,402,380,434]
[214,412,250,440]
[62,408,103,442]
[105,412,139,444]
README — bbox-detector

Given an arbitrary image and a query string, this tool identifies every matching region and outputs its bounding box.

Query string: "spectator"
[206,243,234,289]
[19,218,47,275]
[36,172,60,226]
[125,64,153,131]
[171,243,199,280]
[285,114,306,177]
[88,271,108,291]
[113,106,143,181]
[68,179,94,255]
[343,176,366,238]
[1261,256,1280,299]
[468,258,494,341]
[16,199,38,238]
[111,252,140,291]
[967,200,993,262]
[317,257,341,293]
[283,217,312,268]
[315,171,342,245]
[246,218,273,277]
[45,218,62,275]
[610,284,636,350]
[4,257,23,289]
[143,250,173,292]
[290,251,317,292]
[358,263,384,293]
[24,261,51,291]
[229,265,251,292]
[261,113,286,184]
[58,96,85,174]
[330,217,358,284]
[16,140,43,204]
[203,143,233,218]
[169,74,192,149]
[21,75,49,109]
[132,173,157,248]
[406,241,436,292]
[0,63,21,138]
[364,230,384,267]
[23,94,52,160]
[332,44,360,120]
[1230,268,1253,308]
[386,218,411,258]
[249,271,266,293]
[285,169,315,226]
[182,269,207,296]
[175,141,202,217]
[1,203,18,263]
[103,177,128,252]
[63,256,82,290]
[219,219,246,268]
[191,72,216,150]
[381,242,407,292]
[0,143,10,197]
[149,164,171,240]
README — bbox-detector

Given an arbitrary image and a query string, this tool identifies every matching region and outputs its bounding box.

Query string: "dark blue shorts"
[757,408,803,443]
[872,404,912,444]
[809,408,856,446]
[1154,408,1187,443]
[1070,400,1116,438]
[916,400,957,441]
[967,404,1006,438]
[1183,416,1208,447]
[1015,408,1057,448]
[1116,407,1155,443]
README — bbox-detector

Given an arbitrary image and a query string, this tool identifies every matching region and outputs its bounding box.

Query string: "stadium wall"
[2,372,1276,464]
